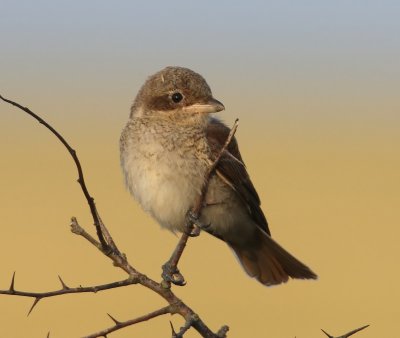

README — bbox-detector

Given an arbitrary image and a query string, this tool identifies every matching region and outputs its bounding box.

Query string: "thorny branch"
[0,95,369,338]
[0,94,107,248]
[0,95,232,337]
[0,272,138,315]
[83,306,172,338]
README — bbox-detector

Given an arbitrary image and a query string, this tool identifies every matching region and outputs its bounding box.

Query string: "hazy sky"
[2,1,399,122]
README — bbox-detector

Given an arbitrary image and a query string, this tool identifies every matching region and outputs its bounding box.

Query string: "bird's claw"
[162,262,186,286]
[161,211,211,285]
[185,211,211,236]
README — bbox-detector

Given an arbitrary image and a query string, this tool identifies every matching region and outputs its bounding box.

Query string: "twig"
[83,306,172,338]
[70,209,227,338]
[170,315,196,337]
[0,272,138,315]
[162,119,240,286]
[1,95,229,337]
[0,94,108,249]
[321,325,369,338]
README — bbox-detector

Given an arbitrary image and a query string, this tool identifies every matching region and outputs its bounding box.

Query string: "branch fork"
[0,95,232,337]
[0,95,368,338]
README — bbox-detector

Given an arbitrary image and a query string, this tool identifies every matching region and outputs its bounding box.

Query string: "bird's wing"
[206,117,271,235]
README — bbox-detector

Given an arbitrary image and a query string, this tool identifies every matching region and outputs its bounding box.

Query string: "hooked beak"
[183,98,225,114]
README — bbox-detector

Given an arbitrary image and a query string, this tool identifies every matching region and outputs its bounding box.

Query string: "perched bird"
[120,66,317,286]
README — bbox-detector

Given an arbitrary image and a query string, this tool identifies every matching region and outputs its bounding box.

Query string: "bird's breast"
[120,119,210,232]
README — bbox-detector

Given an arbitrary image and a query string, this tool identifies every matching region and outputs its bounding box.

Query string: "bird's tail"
[229,229,317,286]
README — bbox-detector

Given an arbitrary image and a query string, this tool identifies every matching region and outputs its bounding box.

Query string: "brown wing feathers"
[206,118,270,235]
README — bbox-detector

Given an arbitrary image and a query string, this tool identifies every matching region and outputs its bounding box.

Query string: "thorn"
[9,271,16,292]
[322,325,369,338]
[58,275,69,290]
[344,325,370,337]
[107,313,121,325]
[170,321,177,337]
[321,329,333,338]
[27,297,41,316]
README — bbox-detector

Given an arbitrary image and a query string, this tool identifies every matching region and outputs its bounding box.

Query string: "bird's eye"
[171,92,183,103]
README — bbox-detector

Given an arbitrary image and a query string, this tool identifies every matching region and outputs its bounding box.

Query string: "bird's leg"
[162,229,189,286]
[161,210,210,286]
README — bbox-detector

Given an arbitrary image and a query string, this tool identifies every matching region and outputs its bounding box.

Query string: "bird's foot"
[162,262,186,286]
[185,211,211,237]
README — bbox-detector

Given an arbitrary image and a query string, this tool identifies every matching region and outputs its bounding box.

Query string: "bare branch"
[70,217,104,251]
[1,95,229,337]
[70,217,140,277]
[0,272,138,308]
[162,119,240,286]
[171,315,197,338]
[83,306,172,338]
[200,118,240,202]
[0,94,107,248]
[70,197,226,338]
[321,325,369,338]
[0,92,371,337]
[216,326,229,337]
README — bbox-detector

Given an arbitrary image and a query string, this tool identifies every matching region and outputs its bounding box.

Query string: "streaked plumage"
[120,66,317,285]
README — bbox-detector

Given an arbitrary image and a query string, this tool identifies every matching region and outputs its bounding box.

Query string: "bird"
[120,66,317,286]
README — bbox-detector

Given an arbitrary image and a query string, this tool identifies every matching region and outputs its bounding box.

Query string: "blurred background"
[1,1,399,337]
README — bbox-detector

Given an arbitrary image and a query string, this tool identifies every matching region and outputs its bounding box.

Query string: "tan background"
[1,2,399,337]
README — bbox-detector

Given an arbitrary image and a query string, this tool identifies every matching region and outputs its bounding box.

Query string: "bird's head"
[131,66,225,121]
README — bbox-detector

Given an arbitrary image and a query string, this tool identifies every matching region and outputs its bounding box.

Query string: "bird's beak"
[183,98,225,114]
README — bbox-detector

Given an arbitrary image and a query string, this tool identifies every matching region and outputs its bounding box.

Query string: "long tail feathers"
[230,230,317,286]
